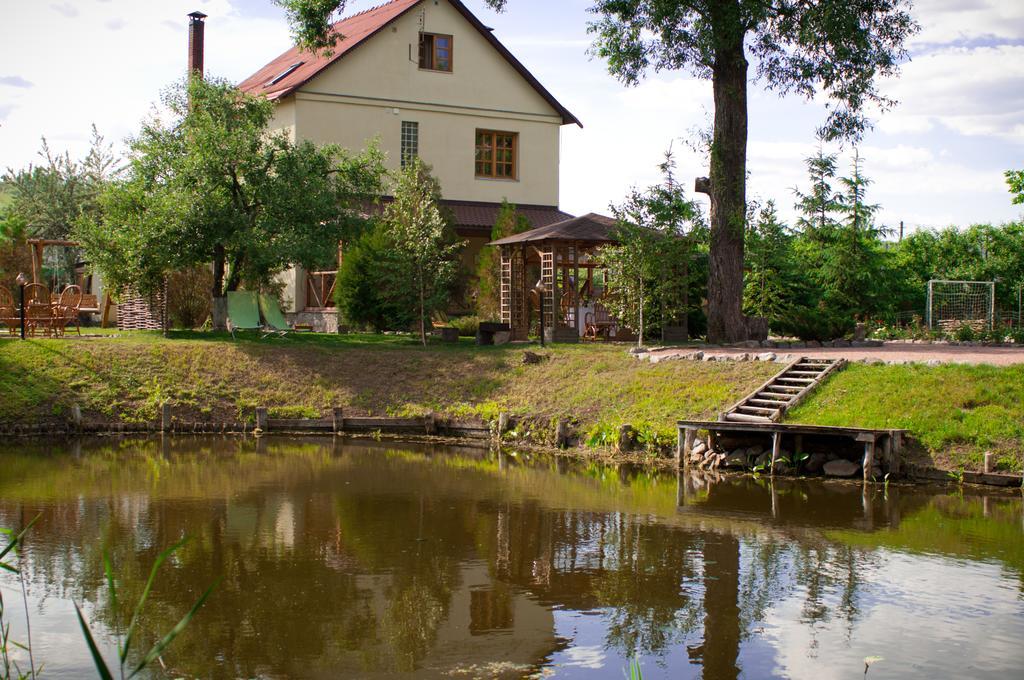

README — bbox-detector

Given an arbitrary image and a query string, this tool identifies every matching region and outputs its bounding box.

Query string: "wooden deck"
[676,419,907,481]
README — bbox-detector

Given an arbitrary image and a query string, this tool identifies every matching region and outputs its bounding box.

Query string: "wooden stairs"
[720,357,846,424]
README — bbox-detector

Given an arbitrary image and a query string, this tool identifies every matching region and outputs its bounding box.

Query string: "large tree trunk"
[211,243,227,331]
[700,533,741,679]
[698,29,750,343]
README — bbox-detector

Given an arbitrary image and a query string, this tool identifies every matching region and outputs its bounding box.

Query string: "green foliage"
[1,515,41,680]
[2,126,115,242]
[743,201,804,326]
[1006,170,1024,205]
[473,200,530,320]
[603,150,703,344]
[76,76,385,302]
[449,315,481,337]
[75,538,218,679]
[953,324,976,342]
[275,0,353,54]
[336,223,416,332]
[378,159,462,345]
[587,1,917,142]
[1,127,116,289]
[789,362,1024,470]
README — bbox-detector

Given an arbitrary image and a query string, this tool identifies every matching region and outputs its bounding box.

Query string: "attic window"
[418,33,452,72]
[264,61,304,88]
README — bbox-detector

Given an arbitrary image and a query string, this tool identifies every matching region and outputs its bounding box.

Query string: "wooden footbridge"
[678,356,906,481]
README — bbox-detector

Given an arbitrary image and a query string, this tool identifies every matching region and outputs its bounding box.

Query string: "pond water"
[0,437,1022,679]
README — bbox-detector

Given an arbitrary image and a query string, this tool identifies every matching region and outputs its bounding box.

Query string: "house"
[237,0,581,330]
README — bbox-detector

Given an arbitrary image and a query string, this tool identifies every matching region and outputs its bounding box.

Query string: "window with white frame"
[401,121,419,168]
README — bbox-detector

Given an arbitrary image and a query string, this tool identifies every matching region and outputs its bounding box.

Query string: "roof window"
[264,62,304,88]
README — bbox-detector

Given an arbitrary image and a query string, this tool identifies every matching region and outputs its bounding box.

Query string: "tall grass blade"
[73,602,115,680]
[0,515,39,564]
[128,578,219,679]
[122,537,187,664]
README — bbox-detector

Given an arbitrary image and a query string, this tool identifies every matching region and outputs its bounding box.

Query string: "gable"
[238,0,580,127]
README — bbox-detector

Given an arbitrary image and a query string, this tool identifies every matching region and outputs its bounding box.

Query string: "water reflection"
[0,436,1021,678]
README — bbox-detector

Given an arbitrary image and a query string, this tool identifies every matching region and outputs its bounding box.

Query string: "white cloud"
[0,0,290,167]
[878,45,1024,138]
[910,0,1024,47]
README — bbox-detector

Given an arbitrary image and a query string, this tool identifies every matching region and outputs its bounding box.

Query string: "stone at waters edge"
[724,449,748,468]
[805,452,828,474]
[823,459,860,477]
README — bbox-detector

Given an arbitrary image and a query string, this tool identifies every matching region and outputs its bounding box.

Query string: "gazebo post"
[573,242,580,338]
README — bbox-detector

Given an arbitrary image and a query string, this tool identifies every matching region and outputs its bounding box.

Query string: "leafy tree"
[1007,170,1024,205]
[604,149,701,345]
[473,200,531,321]
[76,77,384,329]
[2,127,117,285]
[379,158,462,345]
[279,0,917,343]
[2,126,116,241]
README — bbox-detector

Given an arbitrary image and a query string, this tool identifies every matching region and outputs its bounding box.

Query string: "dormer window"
[418,33,452,72]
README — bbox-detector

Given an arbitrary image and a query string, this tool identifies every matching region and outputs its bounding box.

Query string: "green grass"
[0,332,775,445]
[788,362,1024,470]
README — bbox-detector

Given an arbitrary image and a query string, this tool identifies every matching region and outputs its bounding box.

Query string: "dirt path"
[650,342,1024,366]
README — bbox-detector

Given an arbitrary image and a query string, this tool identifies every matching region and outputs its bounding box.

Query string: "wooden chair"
[24,283,53,337]
[52,285,83,337]
[583,303,617,341]
[0,286,17,335]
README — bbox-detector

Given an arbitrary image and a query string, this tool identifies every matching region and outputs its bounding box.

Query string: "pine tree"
[792,143,842,241]
[743,201,798,325]
[817,149,892,316]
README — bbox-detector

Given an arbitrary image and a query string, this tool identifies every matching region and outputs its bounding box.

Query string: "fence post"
[332,407,344,434]
[255,407,268,432]
[160,402,171,432]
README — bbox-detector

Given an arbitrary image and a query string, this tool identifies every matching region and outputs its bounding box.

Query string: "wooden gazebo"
[489,213,618,342]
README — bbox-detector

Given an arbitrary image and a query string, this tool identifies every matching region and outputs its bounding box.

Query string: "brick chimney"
[188,11,207,77]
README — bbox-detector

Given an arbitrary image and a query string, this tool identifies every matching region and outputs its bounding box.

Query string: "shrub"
[954,324,976,342]
[774,306,855,341]
[449,315,481,337]
[335,224,417,332]
[166,266,213,329]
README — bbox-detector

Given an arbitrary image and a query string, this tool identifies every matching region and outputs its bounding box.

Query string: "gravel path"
[649,342,1024,366]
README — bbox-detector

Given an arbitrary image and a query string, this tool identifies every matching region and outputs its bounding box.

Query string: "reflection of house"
[238,0,580,330]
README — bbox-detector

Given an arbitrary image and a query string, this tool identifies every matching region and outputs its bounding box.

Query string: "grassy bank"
[2,333,1021,472]
[0,332,775,447]
[787,362,1024,471]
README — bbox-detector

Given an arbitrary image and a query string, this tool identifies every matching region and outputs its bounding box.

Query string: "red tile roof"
[443,200,573,234]
[237,0,581,127]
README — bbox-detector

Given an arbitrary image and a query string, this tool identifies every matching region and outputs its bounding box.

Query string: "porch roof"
[488,213,618,247]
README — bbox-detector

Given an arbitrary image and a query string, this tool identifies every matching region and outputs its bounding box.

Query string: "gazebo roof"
[488,213,618,246]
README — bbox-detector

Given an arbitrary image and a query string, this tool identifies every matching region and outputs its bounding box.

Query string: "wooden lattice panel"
[117,286,166,331]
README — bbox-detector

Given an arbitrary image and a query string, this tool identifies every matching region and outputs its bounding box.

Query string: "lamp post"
[15,272,27,340]
[534,279,545,348]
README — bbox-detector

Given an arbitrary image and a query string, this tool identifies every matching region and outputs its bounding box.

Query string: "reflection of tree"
[692,534,741,680]
[589,515,702,656]
[3,438,1022,678]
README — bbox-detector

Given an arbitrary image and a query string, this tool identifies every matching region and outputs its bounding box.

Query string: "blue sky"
[1,0,1021,232]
